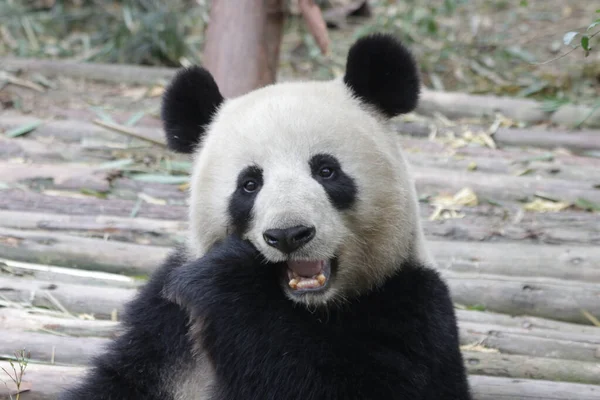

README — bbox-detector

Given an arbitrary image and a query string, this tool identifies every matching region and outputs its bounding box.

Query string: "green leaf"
[90,107,115,124]
[130,198,143,218]
[563,31,578,46]
[125,111,146,127]
[517,81,548,98]
[466,304,486,312]
[574,198,600,212]
[129,173,189,184]
[588,19,600,31]
[161,160,192,173]
[4,121,42,138]
[80,188,108,199]
[96,159,135,170]
[581,35,590,51]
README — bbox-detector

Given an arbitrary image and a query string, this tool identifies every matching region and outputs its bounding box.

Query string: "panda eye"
[243,180,258,193]
[318,166,335,179]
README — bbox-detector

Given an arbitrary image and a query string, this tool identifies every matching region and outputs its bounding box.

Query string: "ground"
[0,1,600,399]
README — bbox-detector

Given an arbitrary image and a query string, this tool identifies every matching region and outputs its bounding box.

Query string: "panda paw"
[162,235,272,314]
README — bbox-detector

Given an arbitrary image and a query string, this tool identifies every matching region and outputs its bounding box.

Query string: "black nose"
[263,225,316,254]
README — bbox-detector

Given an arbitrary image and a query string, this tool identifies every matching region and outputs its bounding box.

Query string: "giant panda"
[60,33,471,400]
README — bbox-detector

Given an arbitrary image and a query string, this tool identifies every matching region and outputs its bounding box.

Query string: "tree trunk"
[203,0,285,98]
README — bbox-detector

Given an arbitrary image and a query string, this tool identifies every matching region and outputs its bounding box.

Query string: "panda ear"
[343,34,420,118]
[161,66,224,154]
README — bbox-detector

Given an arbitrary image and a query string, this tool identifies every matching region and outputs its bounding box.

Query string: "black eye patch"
[309,154,357,211]
[228,165,263,233]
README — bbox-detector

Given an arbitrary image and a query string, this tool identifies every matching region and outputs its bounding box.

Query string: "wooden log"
[443,271,600,325]
[0,210,187,247]
[0,189,188,220]
[395,119,600,153]
[456,309,600,336]
[203,0,285,98]
[398,134,600,169]
[459,322,600,362]
[416,88,549,123]
[431,240,600,282]
[0,161,111,192]
[0,275,135,319]
[422,206,600,247]
[0,137,94,163]
[0,308,118,338]
[0,257,142,288]
[0,330,109,365]
[0,113,164,145]
[0,361,86,400]
[463,351,600,385]
[2,363,600,400]
[468,375,600,400]
[0,57,176,85]
[0,226,169,275]
[414,166,600,204]
[404,152,600,183]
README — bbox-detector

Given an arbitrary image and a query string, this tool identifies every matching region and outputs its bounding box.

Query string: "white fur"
[186,78,431,306]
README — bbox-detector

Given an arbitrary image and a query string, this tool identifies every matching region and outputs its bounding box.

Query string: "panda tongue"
[288,260,323,277]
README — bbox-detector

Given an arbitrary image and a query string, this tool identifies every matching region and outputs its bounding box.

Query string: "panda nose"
[263,226,316,254]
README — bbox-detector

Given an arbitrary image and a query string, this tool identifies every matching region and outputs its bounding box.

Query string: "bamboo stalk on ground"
[1,308,119,338]
[0,276,135,319]
[462,351,600,385]
[0,226,169,275]
[413,166,600,204]
[443,271,600,325]
[456,309,600,336]
[2,361,600,399]
[468,375,600,400]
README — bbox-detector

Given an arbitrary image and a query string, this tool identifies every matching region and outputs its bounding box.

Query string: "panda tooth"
[288,279,299,289]
[317,274,326,286]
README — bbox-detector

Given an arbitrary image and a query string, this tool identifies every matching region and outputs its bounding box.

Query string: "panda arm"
[163,236,437,400]
[411,266,472,400]
[59,249,195,400]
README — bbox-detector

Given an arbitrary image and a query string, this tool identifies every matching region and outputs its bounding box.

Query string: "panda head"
[162,34,423,307]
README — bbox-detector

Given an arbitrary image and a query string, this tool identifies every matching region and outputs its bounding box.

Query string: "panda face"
[163,34,425,307]
[186,80,418,306]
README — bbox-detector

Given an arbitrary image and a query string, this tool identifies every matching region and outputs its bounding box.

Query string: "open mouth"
[286,260,332,293]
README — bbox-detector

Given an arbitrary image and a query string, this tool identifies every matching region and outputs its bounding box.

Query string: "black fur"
[161,66,224,153]
[60,236,471,400]
[164,235,472,400]
[228,165,264,234]
[309,153,357,211]
[343,34,420,118]
[58,248,194,400]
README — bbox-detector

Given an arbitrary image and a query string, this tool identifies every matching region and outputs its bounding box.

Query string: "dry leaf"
[147,85,165,98]
[523,198,570,212]
[429,188,478,221]
[460,343,499,353]
[121,87,147,101]
[138,192,167,205]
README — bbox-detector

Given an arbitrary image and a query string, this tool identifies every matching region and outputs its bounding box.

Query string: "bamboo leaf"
[4,121,42,138]
[125,111,146,127]
[96,159,135,170]
[129,173,189,184]
[563,31,578,46]
[574,198,600,212]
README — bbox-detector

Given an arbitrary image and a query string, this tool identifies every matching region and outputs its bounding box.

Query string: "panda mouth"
[286,260,331,292]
